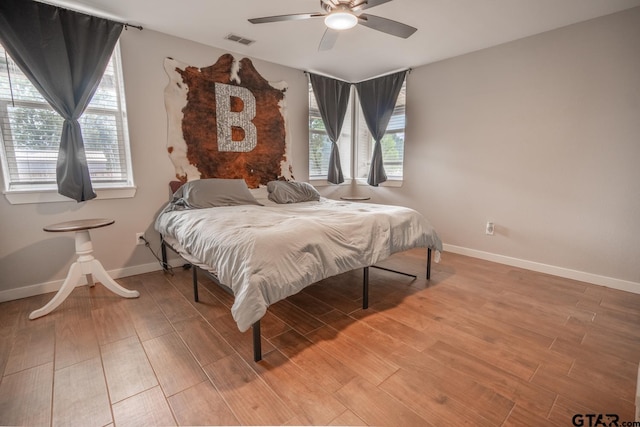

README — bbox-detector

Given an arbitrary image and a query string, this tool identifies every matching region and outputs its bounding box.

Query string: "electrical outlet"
[135,232,145,246]
[485,222,495,236]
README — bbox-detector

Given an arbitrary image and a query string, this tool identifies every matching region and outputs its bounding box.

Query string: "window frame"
[0,42,136,204]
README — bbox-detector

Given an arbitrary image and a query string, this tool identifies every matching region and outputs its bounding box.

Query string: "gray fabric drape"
[309,73,351,184]
[355,70,407,186]
[0,0,123,201]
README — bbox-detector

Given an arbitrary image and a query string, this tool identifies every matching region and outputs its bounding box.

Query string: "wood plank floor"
[1,249,639,426]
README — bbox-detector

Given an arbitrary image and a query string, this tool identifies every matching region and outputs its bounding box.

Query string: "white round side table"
[29,218,140,320]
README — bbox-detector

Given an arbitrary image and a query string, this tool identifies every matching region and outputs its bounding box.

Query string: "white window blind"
[0,43,133,192]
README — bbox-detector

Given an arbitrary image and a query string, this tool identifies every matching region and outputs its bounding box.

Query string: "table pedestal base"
[30,229,139,320]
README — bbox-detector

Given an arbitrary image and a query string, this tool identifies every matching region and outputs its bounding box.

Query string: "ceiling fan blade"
[318,28,340,51]
[321,0,340,9]
[358,13,417,38]
[352,0,393,12]
[248,13,323,24]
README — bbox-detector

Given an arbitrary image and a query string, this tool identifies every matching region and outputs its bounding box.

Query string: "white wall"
[0,29,309,299]
[326,7,640,290]
[1,7,639,300]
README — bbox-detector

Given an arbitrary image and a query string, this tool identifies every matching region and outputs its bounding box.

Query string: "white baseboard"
[0,258,184,303]
[444,244,640,294]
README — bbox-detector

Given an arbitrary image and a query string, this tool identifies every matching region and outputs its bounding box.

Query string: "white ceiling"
[44,0,640,82]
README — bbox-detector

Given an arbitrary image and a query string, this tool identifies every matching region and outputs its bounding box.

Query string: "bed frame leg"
[192,265,199,302]
[363,267,369,309]
[253,321,262,362]
[426,248,432,280]
[161,237,168,271]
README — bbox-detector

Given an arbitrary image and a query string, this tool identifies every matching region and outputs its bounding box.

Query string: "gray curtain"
[309,73,351,184]
[0,0,123,202]
[355,70,407,186]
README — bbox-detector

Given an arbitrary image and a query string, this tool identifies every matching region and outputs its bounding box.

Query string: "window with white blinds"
[0,42,133,192]
[308,78,406,183]
[308,83,352,180]
[355,80,406,180]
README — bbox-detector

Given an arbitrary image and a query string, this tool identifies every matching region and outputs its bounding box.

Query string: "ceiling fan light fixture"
[324,11,358,30]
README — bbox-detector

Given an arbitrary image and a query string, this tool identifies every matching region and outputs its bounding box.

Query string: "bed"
[155,178,442,361]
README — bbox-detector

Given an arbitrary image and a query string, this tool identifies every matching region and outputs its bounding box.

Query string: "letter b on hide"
[214,82,257,152]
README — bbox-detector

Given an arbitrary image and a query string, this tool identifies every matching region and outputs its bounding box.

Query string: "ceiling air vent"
[224,33,256,46]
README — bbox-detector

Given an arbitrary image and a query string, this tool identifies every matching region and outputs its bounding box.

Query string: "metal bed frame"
[161,237,432,362]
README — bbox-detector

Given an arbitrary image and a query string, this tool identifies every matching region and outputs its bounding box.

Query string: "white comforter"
[155,198,442,332]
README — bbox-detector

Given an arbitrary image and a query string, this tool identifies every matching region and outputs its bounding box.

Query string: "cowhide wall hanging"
[163,53,293,188]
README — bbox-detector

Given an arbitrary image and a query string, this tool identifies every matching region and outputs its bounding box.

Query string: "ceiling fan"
[248,0,417,51]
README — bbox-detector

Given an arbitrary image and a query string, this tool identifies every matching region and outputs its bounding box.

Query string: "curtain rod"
[303,70,347,82]
[358,67,412,82]
[304,67,411,84]
[35,0,143,31]
[124,23,143,31]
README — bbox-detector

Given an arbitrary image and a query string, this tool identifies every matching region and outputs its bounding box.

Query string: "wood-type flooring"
[1,249,638,426]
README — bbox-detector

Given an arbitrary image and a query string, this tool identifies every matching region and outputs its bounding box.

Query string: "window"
[308,78,406,184]
[0,43,134,203]
[355,80,406,181]
[308,83,352,180]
